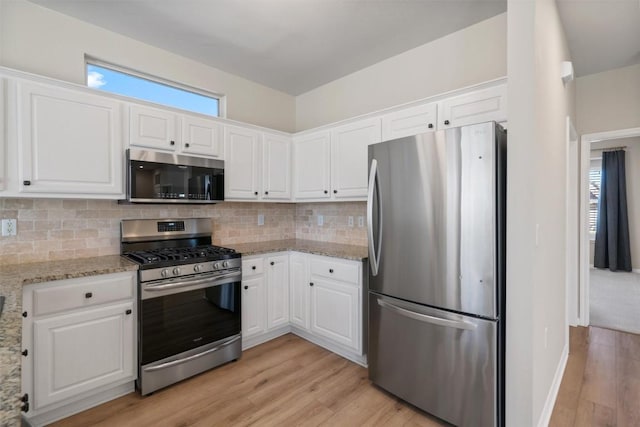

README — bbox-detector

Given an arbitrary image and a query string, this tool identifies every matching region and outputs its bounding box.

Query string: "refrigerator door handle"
[377,297,477,331]
[367,159,382,276]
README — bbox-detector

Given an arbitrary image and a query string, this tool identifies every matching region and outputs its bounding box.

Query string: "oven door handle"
[143,335,242,373]
[144,271,241,292]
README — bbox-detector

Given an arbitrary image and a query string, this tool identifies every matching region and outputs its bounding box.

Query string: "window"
[85,60,222,117]
[589,158,602,238]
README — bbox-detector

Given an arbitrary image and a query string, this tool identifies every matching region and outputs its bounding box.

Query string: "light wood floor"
[50,334,448,427]
[549,326,640,427]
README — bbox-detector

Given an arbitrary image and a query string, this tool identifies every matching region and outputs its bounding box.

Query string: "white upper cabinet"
[438,84,507,129]
[16,81,124,197]
[129,104,223,158]
[381,102,437,141]
[330,118,381,199]
[262,132,292,200]
[224,124,261,199]
[181,115,223,158]
[129,104,177,151]
[293,131,331,200]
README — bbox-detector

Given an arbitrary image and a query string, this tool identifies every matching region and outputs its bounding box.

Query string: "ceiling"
[25,0,640,95]
[557,0,640,78]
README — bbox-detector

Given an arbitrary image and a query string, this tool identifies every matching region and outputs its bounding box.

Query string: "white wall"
[0,0,296,132]
[295,13,507,131]
[589,136,640,268]
[576,64,640,135]
[507,0,574,424]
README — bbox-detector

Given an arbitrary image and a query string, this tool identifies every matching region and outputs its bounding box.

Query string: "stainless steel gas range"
[120,218,242,395]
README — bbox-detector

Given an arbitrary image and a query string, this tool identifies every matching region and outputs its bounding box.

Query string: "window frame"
[84,56,226,118]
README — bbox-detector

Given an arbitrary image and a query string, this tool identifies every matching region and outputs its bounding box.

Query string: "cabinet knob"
[428,123,434,129]
[85,292,93,299]
[329,269,334,273]
[125,309,132,315]
[23,180,31,186]
[185,143,190,148]
[22,349,28,357]
[270,261,275,266]
[170,140,175,145]
[265,191,269,195]
[333,190,337,194]
[254,191,258,196]
[309,282,314,287]
[444,120,450,125]
[244,285,248,290]
[324,190,328,194]
[252,266,256,270]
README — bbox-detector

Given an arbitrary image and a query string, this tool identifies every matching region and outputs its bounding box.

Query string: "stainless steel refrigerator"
[367,121,506,427]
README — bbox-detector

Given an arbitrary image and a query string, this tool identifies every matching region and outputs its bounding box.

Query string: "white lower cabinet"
[21,271,137,426]
[241,251,364,363]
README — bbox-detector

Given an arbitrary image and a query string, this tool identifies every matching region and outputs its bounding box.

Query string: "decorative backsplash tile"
[0,199,366,265]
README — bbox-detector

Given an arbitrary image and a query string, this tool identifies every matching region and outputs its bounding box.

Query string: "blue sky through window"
[86,64,219,117]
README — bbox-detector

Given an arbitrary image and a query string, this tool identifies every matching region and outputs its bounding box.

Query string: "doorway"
[578,127,640,334]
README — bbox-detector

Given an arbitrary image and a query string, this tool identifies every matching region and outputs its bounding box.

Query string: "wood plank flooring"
[550,326,640,427]
[50,334,448,427]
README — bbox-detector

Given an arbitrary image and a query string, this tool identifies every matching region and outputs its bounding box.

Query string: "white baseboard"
[24,381,134,427]
[290,326,367,367]
[242,325,291,350]
[536,344,569,427]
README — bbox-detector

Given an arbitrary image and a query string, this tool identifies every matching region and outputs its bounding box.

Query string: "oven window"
[131,160,224,201]
[140,282,240,365]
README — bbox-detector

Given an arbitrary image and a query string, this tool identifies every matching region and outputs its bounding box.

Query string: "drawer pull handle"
[85,292,93,298]
[23,180,31,186]
[252,266,256,270]
[329,269,334,273]
[125,309,132,315]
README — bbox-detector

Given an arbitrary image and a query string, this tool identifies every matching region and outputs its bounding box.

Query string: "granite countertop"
[228,239,368,261]
[0,255,138,426]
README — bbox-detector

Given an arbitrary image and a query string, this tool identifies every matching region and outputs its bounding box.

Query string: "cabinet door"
[310,278,360,351]
[266,255,290,329]
[17,81,124,196]
[241,275,266,339]
[0,78,5,192]
[33,302,135,409]
[289,253,309,330]
[129,104,177,151]
[181,115,223,158]
[293,132,331,200]
[224,125,260,199]
[330,118,381,199]
[381,103,437,140]
[262,133,291,200]
[438,84,507,129]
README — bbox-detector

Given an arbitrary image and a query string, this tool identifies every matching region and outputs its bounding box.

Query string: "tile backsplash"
[0,199,367,265]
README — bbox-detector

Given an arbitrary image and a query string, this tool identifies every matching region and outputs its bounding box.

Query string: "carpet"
[590,268,640,334]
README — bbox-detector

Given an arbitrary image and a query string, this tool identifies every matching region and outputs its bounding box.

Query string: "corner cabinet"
[438,84,507,129]
[293,131,331,200]
[21,271,137,426]
[224,125,261,199]
[16,80,124,197]
[261,133,292,200]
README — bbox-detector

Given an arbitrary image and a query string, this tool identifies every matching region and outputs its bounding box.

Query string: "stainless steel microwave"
[124,149,224,204]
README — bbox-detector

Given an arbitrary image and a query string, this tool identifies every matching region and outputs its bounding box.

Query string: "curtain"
[594,149,632,272]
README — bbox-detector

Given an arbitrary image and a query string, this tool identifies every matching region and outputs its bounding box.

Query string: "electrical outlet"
[358,216,364,227]
[317,215,324,226]
[1,219,17,236]
[257,214,264,226]
[348,216,354,227]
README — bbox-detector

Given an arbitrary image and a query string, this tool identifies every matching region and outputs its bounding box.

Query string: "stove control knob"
[161,269,169,278]
[213,263,220,270]
[172,267,181,276]
[194,264,202,273]
[222,261,229,268]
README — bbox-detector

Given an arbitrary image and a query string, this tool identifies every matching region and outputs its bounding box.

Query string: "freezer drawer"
[369,292,497,427]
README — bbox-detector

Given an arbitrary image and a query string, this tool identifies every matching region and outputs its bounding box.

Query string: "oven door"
[140,271,241,366]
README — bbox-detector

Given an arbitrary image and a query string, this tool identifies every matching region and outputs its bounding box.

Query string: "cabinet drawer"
[242,258,264,277]
[32,273,135,317]
[310,257,359,284]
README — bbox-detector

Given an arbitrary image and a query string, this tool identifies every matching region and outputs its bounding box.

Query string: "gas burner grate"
[124,245,237,265]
